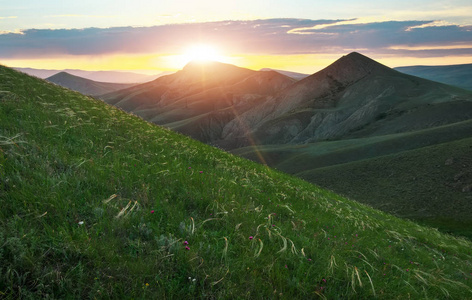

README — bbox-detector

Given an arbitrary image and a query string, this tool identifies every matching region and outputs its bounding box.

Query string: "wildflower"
[145,283,149,287]
[78,221,84,225]
[183,241,189,245]
[185,246,190,250]
[199,171,203,173]
[249,236,254,240]
[188,167,191,169]
[151,210,155,214]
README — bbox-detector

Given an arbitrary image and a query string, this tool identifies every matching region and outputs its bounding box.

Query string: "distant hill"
[3,63,472,299]
[260,68,309,80]
[395,64,472,91]
[46,72,136,96]
[14,67,164,83]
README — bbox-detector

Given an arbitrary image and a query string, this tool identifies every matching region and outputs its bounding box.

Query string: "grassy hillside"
[298,137,472,238]
[2,65,472,298]
[234,120,472,237]
[233,118,472,172]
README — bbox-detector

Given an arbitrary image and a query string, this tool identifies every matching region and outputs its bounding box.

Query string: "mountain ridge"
[46,71,136,96]
[219,52,472,148]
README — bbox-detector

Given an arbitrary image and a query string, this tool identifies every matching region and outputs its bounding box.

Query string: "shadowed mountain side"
[297,137,472,237]
[221,52,472,148]
[46,72,135,96]
[101,61,296,142]
[232,118,472,173]
[395,64,472,91]
[232,119,472,237]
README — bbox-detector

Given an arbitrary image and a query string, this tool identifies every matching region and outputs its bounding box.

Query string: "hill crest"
[46,71,135,96]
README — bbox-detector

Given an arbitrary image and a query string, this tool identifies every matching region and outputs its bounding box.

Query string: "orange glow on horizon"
[3,52,472,75]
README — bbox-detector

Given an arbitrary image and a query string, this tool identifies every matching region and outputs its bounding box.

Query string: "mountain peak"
[48,71,75,79]
[311,52,392,84]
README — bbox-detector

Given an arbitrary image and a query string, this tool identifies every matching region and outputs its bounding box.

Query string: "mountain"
[3,64,472,299]
[221,52,472,148]
[14,67,164,83]
[46,72,136,96]
[101,61,296,143]
[395,64,472,91]
[260,68,309,80]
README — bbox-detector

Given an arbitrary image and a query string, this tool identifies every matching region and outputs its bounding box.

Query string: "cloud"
[0,18,471,60]
[46,14,118,19]
[0,16,17,19]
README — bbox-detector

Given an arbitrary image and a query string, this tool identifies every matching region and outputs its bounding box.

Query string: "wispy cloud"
[0,18,471,60]
[0,16,17,19]
[46,14,118,19]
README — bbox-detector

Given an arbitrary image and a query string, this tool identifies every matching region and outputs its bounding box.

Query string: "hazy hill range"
[395,64,472,91]
[46,72,136,96]
[3,64,472,298]
[14,67,163,83]
[101,61,296,143]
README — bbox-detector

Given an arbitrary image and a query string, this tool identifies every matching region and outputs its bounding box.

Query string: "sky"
[1,0,472,74]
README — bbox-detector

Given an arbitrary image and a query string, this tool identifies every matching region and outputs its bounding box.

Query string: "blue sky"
[1,0,471,72]
[2,0,472,30]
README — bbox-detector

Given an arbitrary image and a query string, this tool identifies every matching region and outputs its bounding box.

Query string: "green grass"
[232,118,472,174]
[233,120,472,238]
[298,137,472,238]
[2,65,472,298]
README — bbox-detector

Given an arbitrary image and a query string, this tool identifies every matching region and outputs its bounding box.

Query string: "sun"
[161,44,236,69]
[182,44,224,64]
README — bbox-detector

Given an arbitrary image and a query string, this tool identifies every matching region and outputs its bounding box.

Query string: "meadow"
[2,65,472,298]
